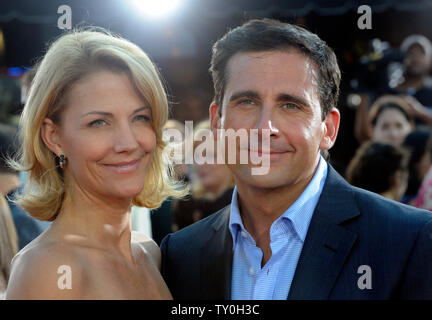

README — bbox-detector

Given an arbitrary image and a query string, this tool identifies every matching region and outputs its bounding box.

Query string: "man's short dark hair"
[210,18,341,120]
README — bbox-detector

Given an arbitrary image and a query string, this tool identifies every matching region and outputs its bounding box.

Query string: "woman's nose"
[113,123,139,153]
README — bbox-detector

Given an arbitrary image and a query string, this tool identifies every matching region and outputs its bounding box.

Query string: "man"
[161,19,432,299]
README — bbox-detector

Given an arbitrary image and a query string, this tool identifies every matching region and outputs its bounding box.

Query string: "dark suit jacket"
[160,166,432,299]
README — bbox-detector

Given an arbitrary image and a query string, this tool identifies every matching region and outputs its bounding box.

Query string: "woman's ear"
[41,118,63,156]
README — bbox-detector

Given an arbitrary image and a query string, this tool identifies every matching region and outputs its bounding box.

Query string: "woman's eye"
[88,119,108,127]
[133,114,151,122]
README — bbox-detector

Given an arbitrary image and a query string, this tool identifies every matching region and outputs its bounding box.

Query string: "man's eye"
[237,99,255,106]
[283,102,300,109]
[88,119,108,127]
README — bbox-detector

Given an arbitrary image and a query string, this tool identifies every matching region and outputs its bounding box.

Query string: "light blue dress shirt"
[229,156,328,300]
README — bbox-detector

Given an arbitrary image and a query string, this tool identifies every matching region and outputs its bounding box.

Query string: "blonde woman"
[6,29,185,299]
[0,195,18,299]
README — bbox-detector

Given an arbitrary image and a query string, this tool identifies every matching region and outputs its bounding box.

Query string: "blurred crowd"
[348,34,432,208]
[2,31,432,298]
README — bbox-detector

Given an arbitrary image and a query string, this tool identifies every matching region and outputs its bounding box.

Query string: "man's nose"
[255,106,280,137]
[113,123,139,153]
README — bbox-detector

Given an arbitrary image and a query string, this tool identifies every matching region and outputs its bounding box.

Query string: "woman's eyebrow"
[81,106,150,118]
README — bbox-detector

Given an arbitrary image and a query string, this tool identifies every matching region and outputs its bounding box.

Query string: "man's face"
[404,44,431,77]
[210,50,339,190]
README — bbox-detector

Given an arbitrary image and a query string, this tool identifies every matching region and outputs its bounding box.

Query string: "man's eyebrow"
[276,93,310,108]
[229,90,260,102]
[81,106,150,118]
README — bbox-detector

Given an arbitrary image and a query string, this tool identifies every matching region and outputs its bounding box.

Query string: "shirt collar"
[229,156,328,246]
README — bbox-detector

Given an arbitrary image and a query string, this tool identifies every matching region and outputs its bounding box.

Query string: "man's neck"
[237,175,313,234]
[234,161,320,266]
[399,74,427,91]
[0,173,20,195]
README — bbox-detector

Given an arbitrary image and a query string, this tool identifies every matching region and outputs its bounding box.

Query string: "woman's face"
[48,71,156,203]
[373,108,412,146]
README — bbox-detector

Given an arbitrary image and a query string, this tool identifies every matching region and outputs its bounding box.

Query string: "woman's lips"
[103,159,141,174]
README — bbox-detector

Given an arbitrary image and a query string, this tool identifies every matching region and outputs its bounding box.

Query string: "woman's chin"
[104,186,144,202]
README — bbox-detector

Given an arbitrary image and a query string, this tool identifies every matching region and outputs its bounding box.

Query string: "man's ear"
[209,102,221,140]
[320,108,340,151]
[41,118,63,156]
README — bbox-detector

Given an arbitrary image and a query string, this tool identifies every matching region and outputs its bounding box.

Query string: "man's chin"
[234,167,288,190]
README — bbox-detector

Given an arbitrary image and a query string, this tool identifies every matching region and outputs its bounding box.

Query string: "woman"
[401,128,432,204]
[369,95,414,146]
[345,142,410,201]
[0,195,18,299]
[6,29,185,299]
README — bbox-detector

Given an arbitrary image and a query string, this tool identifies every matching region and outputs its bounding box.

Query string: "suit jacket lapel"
[200,206,233,299]
[288,166,360,299]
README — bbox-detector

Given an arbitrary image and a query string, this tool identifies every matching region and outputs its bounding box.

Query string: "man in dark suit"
[161,19,432,299]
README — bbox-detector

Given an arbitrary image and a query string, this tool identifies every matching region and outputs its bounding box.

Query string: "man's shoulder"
[350,184,432,229]
[325,166,432,227]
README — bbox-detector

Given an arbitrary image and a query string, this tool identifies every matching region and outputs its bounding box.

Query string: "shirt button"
[241,231,247,238]
[249,267,254,276]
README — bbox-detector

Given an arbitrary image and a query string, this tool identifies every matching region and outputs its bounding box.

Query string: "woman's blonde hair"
[9,28,186,221]
[0,195,18,288]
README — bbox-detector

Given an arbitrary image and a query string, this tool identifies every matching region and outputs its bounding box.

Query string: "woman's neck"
[52,185,134,261]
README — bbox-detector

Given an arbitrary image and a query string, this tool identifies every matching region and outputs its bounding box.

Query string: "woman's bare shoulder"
[131,231,161,270]
[6,240,86,299]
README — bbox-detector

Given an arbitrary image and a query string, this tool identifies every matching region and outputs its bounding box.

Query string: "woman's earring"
[59,154,67,169]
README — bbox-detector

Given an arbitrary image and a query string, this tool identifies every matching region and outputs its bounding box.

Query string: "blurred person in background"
[150,119,187,245]
[354,34,432,143]
[6,29,186,299]
[20,66,38,114]
[162,119,188,181]
[172,119,234,231]
[396,35,432,107]
[368,95,414,146]
[414,165,432,211]
[0,195,18,300]
[0,123,50,249]
[346,142,409,201]
[402,128,432,204]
